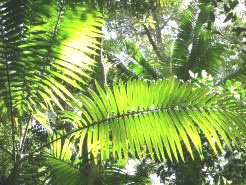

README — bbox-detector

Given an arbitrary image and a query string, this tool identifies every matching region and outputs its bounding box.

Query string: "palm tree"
[0,0,245,184]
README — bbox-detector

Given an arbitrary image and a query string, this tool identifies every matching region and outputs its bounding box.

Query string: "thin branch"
[161,8,176,30]
[142,24,163,61]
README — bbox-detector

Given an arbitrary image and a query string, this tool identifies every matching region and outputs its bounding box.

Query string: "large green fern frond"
[60,77,246,163]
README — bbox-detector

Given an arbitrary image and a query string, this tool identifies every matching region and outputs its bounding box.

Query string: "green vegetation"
[0,0,245,184]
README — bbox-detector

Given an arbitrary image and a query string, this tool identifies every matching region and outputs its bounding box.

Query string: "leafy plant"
[0,0,246,184]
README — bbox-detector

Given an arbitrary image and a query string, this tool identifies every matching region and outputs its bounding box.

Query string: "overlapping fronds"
[126,42,158,79]
[224,68,246,84]
[46,136,87,185]
[104,38,157,79]
[171,1,226,80]
[45,135,148,185]
[104,39,145,78]
[61,77,246,163]
[0,0,103,122]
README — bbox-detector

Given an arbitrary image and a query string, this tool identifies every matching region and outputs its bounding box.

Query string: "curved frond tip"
[65,77,246,162]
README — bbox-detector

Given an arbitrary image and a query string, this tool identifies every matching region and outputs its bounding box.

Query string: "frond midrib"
[72,102,239,131]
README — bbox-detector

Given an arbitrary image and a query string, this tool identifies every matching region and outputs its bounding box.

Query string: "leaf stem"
[43,2,64,68]
[20,116,31,154]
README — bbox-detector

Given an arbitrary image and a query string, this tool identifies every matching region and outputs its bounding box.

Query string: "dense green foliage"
[0,0,246,184]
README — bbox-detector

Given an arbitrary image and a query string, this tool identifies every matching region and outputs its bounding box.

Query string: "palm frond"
[171,1,226,80]
[61,77,246,163]
[0,0,103,121]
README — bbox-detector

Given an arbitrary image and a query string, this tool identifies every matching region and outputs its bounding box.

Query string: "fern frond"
[61,77,246,163]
